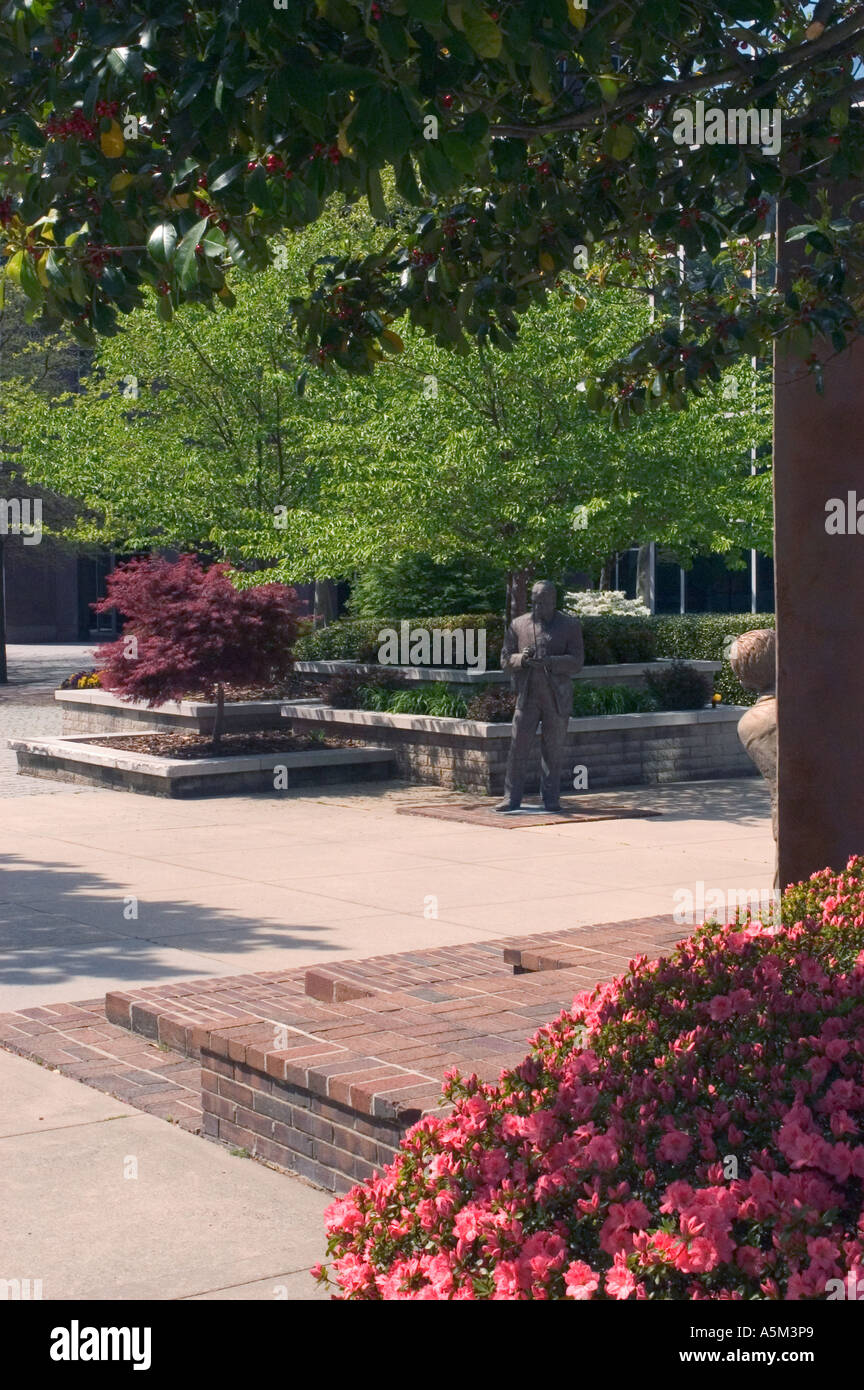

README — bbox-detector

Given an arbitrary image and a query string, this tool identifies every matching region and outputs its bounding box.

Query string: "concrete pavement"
[0,777,774,1011]
[0,1049,329,1300]
[0,648,774,1302]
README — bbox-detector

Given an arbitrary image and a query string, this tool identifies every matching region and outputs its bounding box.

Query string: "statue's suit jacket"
[501,611,585,719]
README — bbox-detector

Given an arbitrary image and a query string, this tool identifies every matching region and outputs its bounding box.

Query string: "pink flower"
[564,1260,599,1300]
[708,994,734,1021]
[492,1260,524,1299]
[605,1253,638,1300]
[584,1133,619,1169]
[658,1130,693,1163]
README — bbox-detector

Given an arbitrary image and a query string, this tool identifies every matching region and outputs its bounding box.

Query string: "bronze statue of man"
[496,580,584,812]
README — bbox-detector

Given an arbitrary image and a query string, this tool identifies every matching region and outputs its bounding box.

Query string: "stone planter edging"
[9,732,396,797]
[279,702,744,737]
[294,658,722,687]
[55,688,321,737]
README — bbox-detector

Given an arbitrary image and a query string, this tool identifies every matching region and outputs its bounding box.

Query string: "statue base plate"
[397,799,661,829]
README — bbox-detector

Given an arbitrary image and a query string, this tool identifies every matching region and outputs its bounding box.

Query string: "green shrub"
[294,618,382,662]
[571,683,657,717]
[643,659,712,710]
[581,615,656,665]
[296,614,505,667]
[296,610,775,708]
[651,613,775,706]
[389,686,469,718]
[319,669,399,708]
[465,687,517,723]
[348,554,507,620]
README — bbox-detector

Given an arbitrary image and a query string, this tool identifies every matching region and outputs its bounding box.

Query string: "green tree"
[0,286,90,680]
[9,208,771,612]
[0,2,861,414]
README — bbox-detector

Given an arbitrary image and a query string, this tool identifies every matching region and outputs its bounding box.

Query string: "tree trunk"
[313,578,338,626]
[212,682,225,753]
[636,543,654,611]
[0,537,6,684]
[599,554,616,591]
[506,569,530,625]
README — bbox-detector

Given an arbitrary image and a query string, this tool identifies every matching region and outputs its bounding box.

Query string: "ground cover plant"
[319,679,663,721]
[317,857,864,1300]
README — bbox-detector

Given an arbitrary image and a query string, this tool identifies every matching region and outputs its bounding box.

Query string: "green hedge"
[581,616,655,665]
[652,613,775,707]
[295,614,506,665]
[296,610,776,706]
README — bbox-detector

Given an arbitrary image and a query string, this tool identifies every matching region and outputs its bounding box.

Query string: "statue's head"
[729,628,776,695]
[530,580,557,622]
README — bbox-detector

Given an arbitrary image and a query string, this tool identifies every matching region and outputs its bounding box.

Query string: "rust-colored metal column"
[774,332,864,887]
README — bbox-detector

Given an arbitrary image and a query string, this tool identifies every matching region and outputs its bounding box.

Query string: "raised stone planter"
[9,732,396,797]
[279,703,755,794]
[295,658,721,690]
[55,688,321,736]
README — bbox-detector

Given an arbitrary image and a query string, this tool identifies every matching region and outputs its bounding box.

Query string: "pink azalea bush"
[316,858,864,1300]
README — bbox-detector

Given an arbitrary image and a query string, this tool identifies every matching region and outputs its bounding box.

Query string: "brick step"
[4,916,682,1192]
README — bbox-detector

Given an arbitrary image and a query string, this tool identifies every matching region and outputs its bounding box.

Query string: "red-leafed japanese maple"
[93,554,301,750]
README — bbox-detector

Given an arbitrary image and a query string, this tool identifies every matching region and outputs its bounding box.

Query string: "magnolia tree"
[0,2,861,418]
[93,554,301,748]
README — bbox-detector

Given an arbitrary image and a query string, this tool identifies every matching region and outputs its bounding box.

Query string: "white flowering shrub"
[564,590,651,619]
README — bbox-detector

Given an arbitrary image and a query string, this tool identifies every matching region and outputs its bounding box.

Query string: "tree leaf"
[147,221,178,265]
[175,218,210,289]
[462,2,501,58]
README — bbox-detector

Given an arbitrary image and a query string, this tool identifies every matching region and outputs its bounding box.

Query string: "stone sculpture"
[729,628,778,884]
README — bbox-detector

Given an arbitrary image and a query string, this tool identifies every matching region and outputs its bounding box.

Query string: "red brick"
[203,1092,236,1123]
[218,1076,255,1108]
[199,1049,234,1078]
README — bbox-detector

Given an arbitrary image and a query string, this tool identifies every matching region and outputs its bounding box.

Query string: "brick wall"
[201,1048,408,1193]
[289,713,756,793]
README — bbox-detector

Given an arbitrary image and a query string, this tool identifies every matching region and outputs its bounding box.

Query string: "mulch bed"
[78,730,347,760]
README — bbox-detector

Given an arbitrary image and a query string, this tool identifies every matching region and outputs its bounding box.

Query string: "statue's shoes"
[543,803,563,813]
[494,801,520,813]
